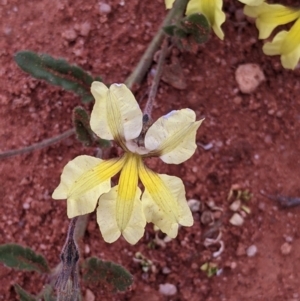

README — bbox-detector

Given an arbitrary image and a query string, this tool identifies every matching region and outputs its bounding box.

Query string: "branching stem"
[0,128,75,160]
[143,37,169,118]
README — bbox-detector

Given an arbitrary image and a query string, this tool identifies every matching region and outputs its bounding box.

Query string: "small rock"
[281,242,292,255]
[229,200,241,212]
[99,2,111,14]
[162,267,171,274]
[235,63,265,94]
[258,202,266,211]
[80,22,91,37]
[187,199,201,212]
[23,203,30,210]
[246,245,257,257]
[84,244,90,254]
[229,213,244,226]
[233,96,242,105]
[159,283,177,296]
[62,29,77,42]
[85,289,95,301]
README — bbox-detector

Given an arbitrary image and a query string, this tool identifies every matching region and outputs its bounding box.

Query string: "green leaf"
[14,51,101,103]
[82,257,133,292]
[72,106,110,148]
[72,106,94,146]
[14,284,37,301]
[181,13,210,44]
[0,244,50,273]
[163,25,177,36]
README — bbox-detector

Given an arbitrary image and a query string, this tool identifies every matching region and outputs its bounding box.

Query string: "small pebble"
[23,203,30,210]
[80,22,91,37]
[99,2,111,14]
[85,244,90,254]
[62,29,77,42]
[159,283,177,296]
[233,96,242,105]
[229,200,241,212]
[229,213,244,226]
[85,289,95,301]
[246,245,257,257]
[258,202,266,211]
[162,267,171,274]
[187,199,201,212]
[235,63,265,94]
[281,242,292,255]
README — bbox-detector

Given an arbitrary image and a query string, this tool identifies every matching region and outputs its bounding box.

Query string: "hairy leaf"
[0,244,50,273]
[14,51,102,103]
[72,106,94,146]
[82,257,133,292]
[181,13,210,44]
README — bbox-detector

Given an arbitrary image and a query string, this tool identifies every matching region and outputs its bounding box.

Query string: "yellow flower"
[238,0,264,6]
[165,0,226,40]
[52,82,203,245]
[263,18,300,69]
[243,3,300,39]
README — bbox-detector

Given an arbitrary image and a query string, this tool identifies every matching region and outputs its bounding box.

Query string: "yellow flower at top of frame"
[52,82,203,245]
[238,0,264,6]
[243,2,300,39]
[263,17,300,69]
[165,0,226,40]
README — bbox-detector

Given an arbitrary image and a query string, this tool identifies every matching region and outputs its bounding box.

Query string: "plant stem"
[143,37,169,118]
[125,0,188,89]
[0,128,75,160]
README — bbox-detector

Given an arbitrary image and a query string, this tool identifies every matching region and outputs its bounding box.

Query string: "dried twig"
[260,190,300,208]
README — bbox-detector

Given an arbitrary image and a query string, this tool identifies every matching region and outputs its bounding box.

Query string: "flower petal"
[244,3,300,39]
[238,0,264,6]
[165,0,175,9]
[115,154,139,231]
[144,109,203,164]
[52,155,125,218]
[97,186,145,244]
[139,163,193,238]
[97,154,146,245]
[91,82,143,145]
[263,19,300,70]
[186,0,226,40]
[263,31,287,55]
[97,154,146,244]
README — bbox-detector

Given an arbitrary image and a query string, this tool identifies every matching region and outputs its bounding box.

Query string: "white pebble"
[246,245,257,257]
[235,63,265,94]
[159,283,177,296]
[281,242,292,255]
[229,200,241,212]
[229,213,244,226]
[23,203,30,210]
[99,2,111,14]
[187,199,201,212]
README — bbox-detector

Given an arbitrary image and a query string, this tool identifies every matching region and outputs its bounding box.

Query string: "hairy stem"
[143,37,169,118]
[0,128,75,160]
[125,0,188,89]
